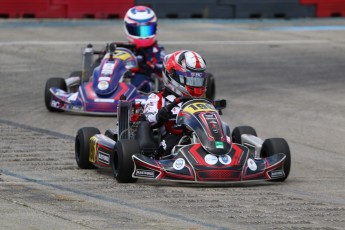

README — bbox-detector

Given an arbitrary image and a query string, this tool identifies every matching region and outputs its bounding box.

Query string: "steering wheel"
[165,96,192,112]
[158,97,193,135]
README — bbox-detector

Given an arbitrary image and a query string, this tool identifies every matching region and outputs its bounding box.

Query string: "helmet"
[124,6,157,48]
[162,50,207,97]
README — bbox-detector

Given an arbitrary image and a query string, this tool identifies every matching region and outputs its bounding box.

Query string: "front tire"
[75,127,100,169]
[44,77,67,112]
[232,126,257,144]
[111,139,139,183]
[261,138,291,182]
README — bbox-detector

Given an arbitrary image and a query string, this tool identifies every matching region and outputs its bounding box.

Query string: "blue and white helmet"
[124,6,157,48]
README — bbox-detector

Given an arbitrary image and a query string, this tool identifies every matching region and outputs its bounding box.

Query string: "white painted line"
[164,40,329,45]
[0,40,329,46]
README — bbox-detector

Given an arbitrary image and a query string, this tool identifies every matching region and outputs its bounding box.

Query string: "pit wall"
[0,0,344,19]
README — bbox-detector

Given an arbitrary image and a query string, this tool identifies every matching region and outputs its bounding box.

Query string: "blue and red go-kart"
[75,97,291,183]
[44,44,147,115]
[86,42,217,101]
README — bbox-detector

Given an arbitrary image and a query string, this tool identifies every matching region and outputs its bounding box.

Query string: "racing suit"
[129,42,165,93]
[144,89,231,157]
[143,89,184,156]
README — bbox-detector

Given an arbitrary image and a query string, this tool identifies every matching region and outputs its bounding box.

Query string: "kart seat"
[135,121,158,155]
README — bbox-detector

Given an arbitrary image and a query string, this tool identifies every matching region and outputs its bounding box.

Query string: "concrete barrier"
[136,0,315,19]
[0,0,344,19]
[300,0,345,17]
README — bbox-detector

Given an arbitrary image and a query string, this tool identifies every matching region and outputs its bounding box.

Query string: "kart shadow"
[135,179,280,188]
[94,168,284,188]
[59,111,118,117]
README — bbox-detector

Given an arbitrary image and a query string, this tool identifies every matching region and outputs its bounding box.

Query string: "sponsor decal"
[89,136,98,163]
[125,60,136,69]
[172,107,180,115]
[134,98,146,105]
[226,136,231,143]
[113,51,131,61]
[94,98,115,103]
[204,114,213,118]
[135,169,155,178]
[205,154,218,165]
[101,63,115,75]
[70,105,82,111]
[247,159,257,171]
[219,155,231,165]
[212,126,219,134]
[193,72,204,78]
[98,151,110,164]
[185,103,216,113]
[99,76,111,81]
[204,114,216,119]
[215,141,224,149]
[97,81,109,90]
[51,100,60,107]
[55,89,67,97]
[270,170,285,178]
[173,158,185,170]
[67,92,78,101]
[160,140,167,150]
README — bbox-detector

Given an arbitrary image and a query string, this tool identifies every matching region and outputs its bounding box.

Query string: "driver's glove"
[156,107,170,123]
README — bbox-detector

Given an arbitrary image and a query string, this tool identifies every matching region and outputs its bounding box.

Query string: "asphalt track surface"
[0,19,345,229]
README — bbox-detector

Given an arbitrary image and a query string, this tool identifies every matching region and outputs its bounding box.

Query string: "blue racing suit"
[130,42,165,93]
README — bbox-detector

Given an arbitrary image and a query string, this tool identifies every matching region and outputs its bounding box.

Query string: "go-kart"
[44,44,147,115]
[87,42,217,101]
[75,97,291,183]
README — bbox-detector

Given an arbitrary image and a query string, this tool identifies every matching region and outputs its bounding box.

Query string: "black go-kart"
[75,97,290,183]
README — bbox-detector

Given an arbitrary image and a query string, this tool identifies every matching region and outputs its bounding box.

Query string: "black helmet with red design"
[162,50,207,97]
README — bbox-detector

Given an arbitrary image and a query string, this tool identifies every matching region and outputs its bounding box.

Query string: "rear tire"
[111,139,139,183]
[75,127,100,169]
[261,138,291,182]
[117,101,131,140]
[205,73,215,101]
[44,77,67,112]
[232,126,257,144]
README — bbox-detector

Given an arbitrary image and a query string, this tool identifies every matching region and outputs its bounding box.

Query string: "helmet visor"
[175,70,207,87]
[126,23,157,37]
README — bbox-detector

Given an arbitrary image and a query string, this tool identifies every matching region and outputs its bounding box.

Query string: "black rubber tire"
[75,127,100,169]
[111,139,139,183]
[117,101,131,140]
[232,126,257,144]
[44,77,67,112]
[261,138,291,182]
[205,73,216,101]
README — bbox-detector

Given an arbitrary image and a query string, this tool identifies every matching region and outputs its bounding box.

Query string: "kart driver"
[144,50,208,156]
[92,6,164,93]
[91,6,164,93]
[123,6,165,93]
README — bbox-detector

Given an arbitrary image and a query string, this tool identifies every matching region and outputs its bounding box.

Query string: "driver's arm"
[143,93,164,124]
